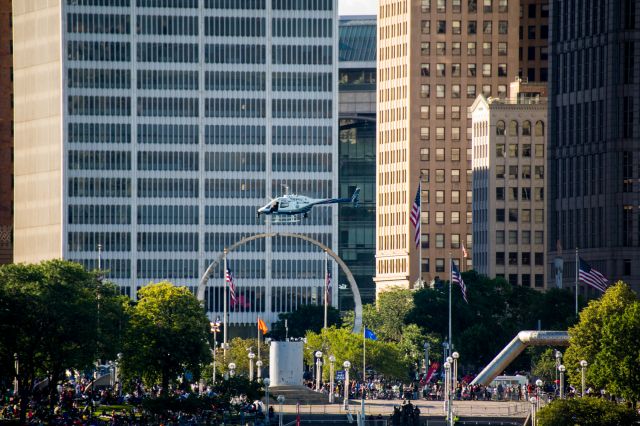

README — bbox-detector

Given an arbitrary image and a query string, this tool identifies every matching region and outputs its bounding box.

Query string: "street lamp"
[579,360,588,397]
[554,350,562,395]
[264,378,271,425]
[108,361,115,388]
[116,353,123,397]
[13,353,18,397]
[249,350,256,381]
[423,342,431,373]
[211,318,221,384]
[529,396,537,425]
[535,379,543,417]
[228,362,236,378]
[558,364,566,399]
[444,361,452,426]
[451,352,459,400]
[343,360,351,410]
[328,355,336,403]
[314,351,323,391]
[277,395,285,426]
[256,360,263,380]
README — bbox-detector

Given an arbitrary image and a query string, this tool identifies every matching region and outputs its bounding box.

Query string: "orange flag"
[257,318,268,335]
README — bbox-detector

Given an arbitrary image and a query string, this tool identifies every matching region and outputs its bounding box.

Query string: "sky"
[339,0,377,16]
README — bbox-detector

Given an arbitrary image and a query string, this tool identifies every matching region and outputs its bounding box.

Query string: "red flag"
[425,362,440,383]
[462,242,468,258]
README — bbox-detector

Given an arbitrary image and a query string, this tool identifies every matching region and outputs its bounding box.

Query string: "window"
[436,212,445,224]
[483,42,492,55]
[420,148,430,160]
[482,85,491,96]
[496,187,505,200]
[521,252,531,265]
[521,209,531,222]
[421,106,430,119]
[534,231,543,244]
[535,252,544,265]
[496,144,505,157]
[483,20,492,34]
[452,84,461,98]
[522,230,531,244]
[482,63,492,77]
[451,234,461,248]
[421,42,431,55]
[522,145,531,157]
[509,208,518,222]
[468,21,477,35]
[508,230,518,244]
[534,166,544,179]
[451,106,461,119]
[437,20,447,33]
[497,85,507,97]
[496,252,505,265]
[535,209,544,223]
[436,42,446,55]
[436,148,445,161]
[509,144,518,157]
[522,120,531,135]
[509,120,518,136]
[452,42,461,55]
[467,85,476,98]
[436,106,445,119]
[467,42,476,55]
[436,169,445,182]
[496,230,505,244]
[452,0,461,12]
[452,127,461,140]
[496,208,505,222]
[498,63,508,77]
[468,0,477,12]
[451,148,460,161]
[421,63,430,77]
[496,120,505,135]
[534,121,545,136]
[528,25,536,39]
[535,144,544,157]
[436,63,446,77]
[452,20,461,34]
[498,42,507,56]
[436,258,445,272]
[437,0,446,12]
[436,85,445,98]
[451,63,461,77]
[452,169,460,182]
[436,127,445,140]
[496,165,505,178]
[483,0,492,12]
[509,252,518,265]
[421,20,431,34]
[421,84,430,98]
[451,190,460,203]
[421,0,431,12]
[436,233,445,248]
[508,187,518,201]
[508,165,518,179]
[498,20,508,34]
[451,211,460,223]
[498,0,507,12]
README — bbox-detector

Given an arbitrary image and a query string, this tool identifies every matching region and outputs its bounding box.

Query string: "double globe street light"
[343,360,351,410]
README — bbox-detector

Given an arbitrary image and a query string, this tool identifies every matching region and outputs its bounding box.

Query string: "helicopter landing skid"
[271,215,303,224]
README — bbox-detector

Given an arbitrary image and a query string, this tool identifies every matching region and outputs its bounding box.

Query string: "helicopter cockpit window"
[279,201,289,208]
[271,201,279,211]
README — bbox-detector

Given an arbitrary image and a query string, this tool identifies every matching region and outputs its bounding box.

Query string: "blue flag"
[364,328,377,341]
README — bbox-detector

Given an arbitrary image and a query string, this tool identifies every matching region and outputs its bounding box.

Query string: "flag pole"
[575,248,579,317]
[324,250,328,330]
[257,318,261,361]
[361,327,366,424]
[448,252,452,359]
[223,248,228,361]
[418,182,423,286]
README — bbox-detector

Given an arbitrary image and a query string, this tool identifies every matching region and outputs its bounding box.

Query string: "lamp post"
[211,318,221,384]
[314,351,323,391]
[444,361,452,426]
[451,352,459,400]
[423,342,431,373]
[343,360,351,410]
[554,350,562,395]
[328,355,336,403]
[108,361,115,388]
[579,360,588,397]
[264,378,271,425]
[249,350,256,381]
[535,379,543,418]
[116,353,123,397]
[13,353,18,397]
[529,396,537,425]
[277,395,285,426]
[256,360,263,380]
[558,365,566,399]
[229,362,236,378]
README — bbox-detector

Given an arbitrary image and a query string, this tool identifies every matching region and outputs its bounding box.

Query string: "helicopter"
[257,187,360,220]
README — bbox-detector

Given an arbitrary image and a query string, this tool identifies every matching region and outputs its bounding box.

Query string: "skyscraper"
[548,0,639,292]
[375,0,521,293]
[338,15,377,307]
[13,0,339,327]
[0,0,12,265]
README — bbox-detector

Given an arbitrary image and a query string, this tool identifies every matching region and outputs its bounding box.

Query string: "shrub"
[537,397,639,426]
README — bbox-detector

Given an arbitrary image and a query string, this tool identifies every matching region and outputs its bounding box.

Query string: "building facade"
[471,80,547,288]
[13,0,340,327]
[548,0,640,292]
[338,16,376,308]
[0,0,12,265]
[518,0,549,83]
[375,0,523,294]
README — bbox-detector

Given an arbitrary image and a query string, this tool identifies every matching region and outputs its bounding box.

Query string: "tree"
[536,398,639,426]
[531,348,559,383]
[214,337,269,378]
[0,260,126,422]
[304,327,410,380]
[563,282,639,402]
[269,305,341,340]
[121,282,211,393]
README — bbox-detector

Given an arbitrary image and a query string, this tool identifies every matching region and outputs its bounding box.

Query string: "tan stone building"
[0,0,12,265]
[470,80,547,288]
[375,0,542,294]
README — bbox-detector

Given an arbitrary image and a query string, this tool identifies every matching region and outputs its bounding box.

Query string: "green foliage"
[564,282,640,403]
[536,397,639,426]
[304,327,410,380]
[0,260,126,388]
[531,348,559,383]
[269,305,341,339]
[121,282,211,392]
[214,337,269,378]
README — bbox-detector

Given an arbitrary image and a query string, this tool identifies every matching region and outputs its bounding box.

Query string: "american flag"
[579,257,609,292]
[325,270,332,304]
[451,261,468,303]
[225,268,238,308]
[409,183,421,249]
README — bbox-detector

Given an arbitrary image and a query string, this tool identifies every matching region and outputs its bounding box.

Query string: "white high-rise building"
[13,0,339,328]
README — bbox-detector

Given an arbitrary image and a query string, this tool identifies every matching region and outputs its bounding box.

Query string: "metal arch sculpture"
[197,232,363,334]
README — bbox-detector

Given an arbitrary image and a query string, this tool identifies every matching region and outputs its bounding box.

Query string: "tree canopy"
[121,282,211,393]
[564,282,640,404]
[269,304,341,340]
